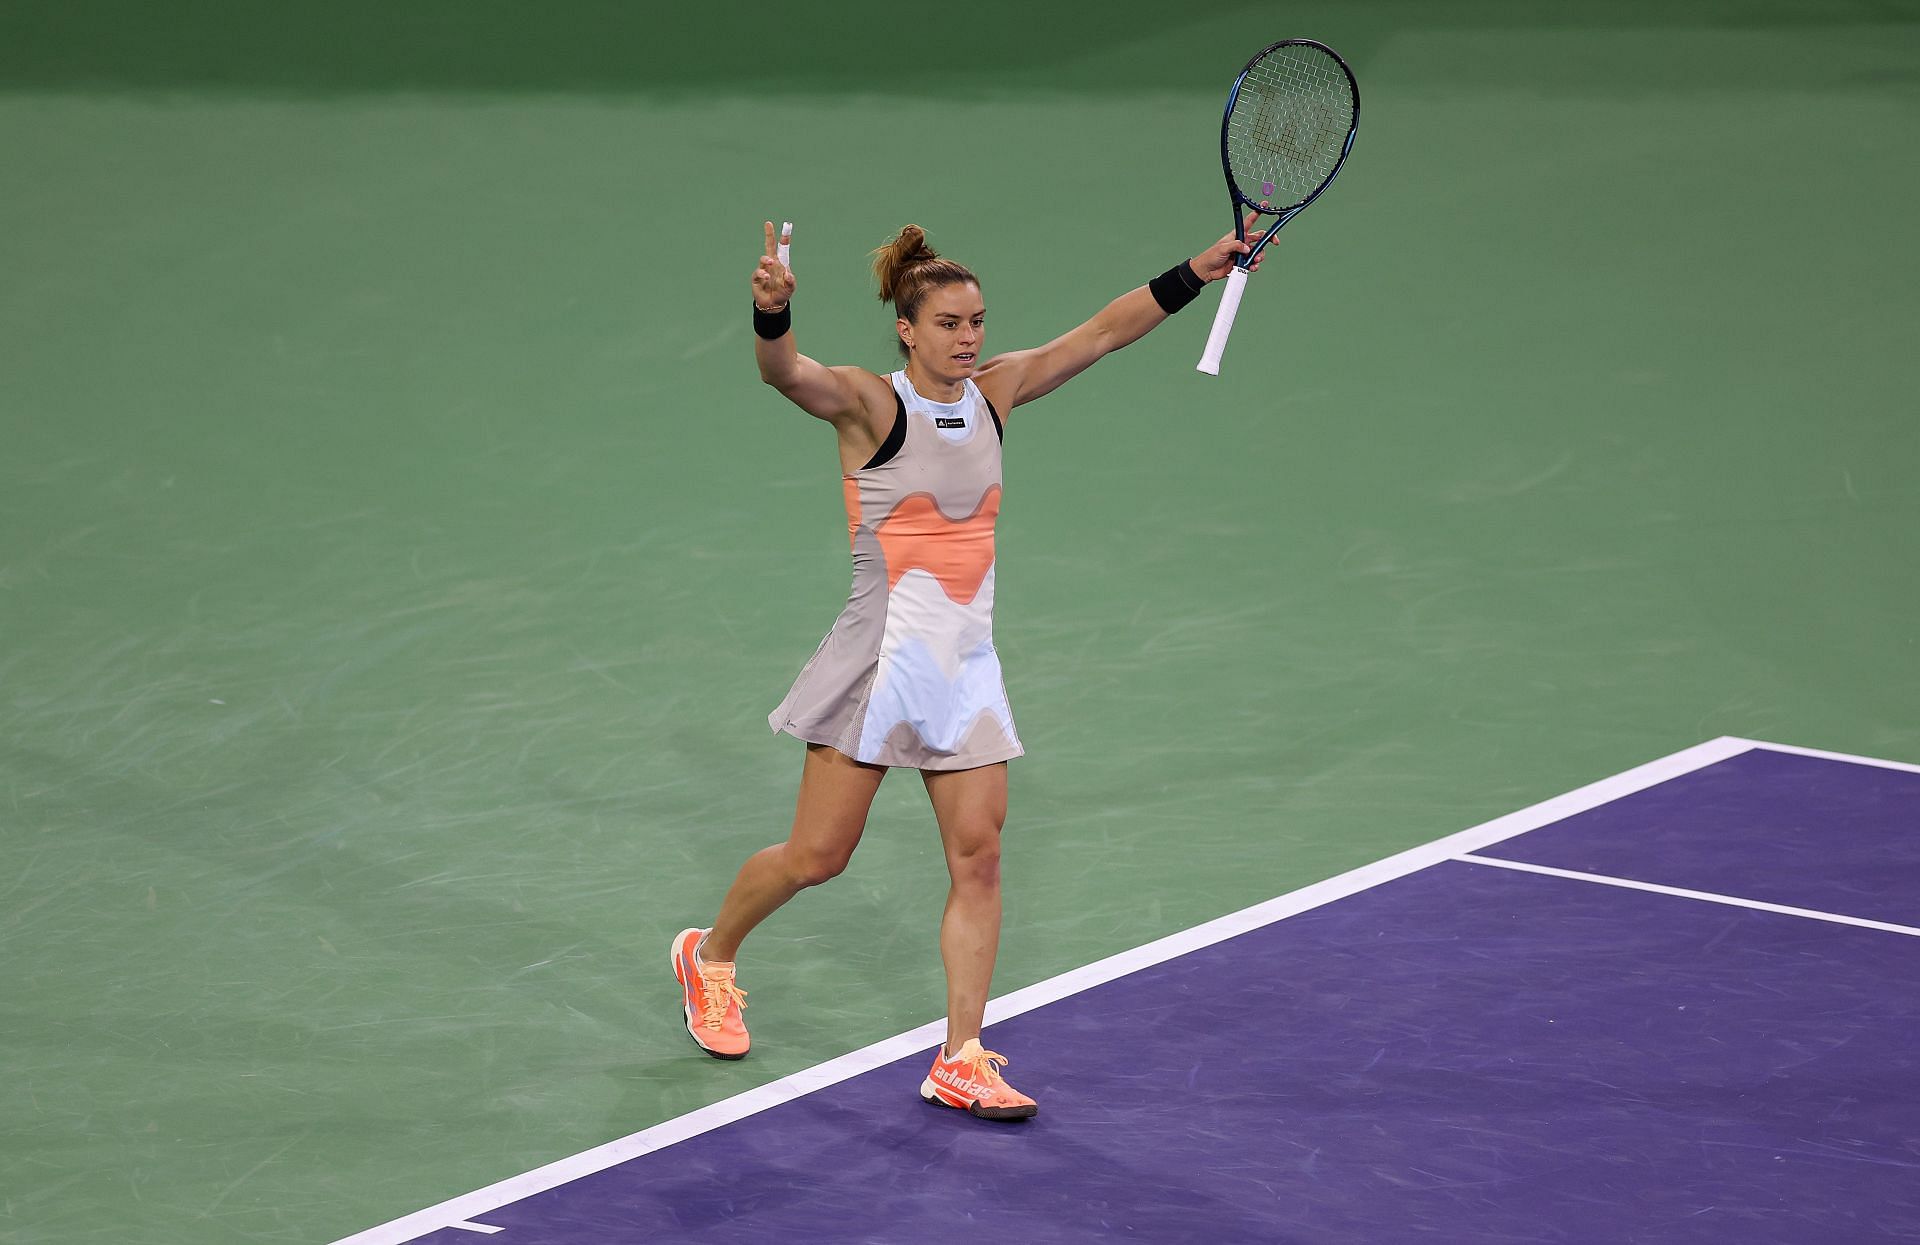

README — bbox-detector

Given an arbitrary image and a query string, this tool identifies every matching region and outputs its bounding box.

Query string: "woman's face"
[901,282,985,379]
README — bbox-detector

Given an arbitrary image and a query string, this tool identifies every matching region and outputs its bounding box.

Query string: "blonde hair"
[871,225,979,357]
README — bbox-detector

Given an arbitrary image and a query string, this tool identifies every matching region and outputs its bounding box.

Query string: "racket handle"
[1195,266,1249,376]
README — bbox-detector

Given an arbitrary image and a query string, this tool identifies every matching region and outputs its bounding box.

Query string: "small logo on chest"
[935,416,967,429]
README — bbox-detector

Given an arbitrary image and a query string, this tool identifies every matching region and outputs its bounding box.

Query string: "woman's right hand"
[753,221,796,311]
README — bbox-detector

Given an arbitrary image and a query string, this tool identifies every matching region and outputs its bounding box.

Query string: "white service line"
[448,1224,503,1236]
[1455,853,1920,938]
[327,735,1905,1245]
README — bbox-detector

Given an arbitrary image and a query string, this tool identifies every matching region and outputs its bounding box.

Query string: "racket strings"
[1226,46,1354,209]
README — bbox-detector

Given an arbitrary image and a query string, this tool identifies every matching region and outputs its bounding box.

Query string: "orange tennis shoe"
[670,927,749,1060]
[920,1038,1038,1121]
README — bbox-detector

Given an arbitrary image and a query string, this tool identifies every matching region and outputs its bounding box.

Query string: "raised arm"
[973,214,1271,412]
[750,221,889,428]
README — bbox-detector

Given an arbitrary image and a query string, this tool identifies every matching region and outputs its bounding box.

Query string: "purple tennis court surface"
[342,739,1920,1244]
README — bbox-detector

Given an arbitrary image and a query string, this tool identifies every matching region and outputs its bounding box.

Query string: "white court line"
[448,1225,503,1237]
[327,735,1906,1245]
[1456,853,1920,938]
[1719,734,1920,777]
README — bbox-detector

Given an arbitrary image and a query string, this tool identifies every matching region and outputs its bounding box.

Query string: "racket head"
[1219,39,1359,220]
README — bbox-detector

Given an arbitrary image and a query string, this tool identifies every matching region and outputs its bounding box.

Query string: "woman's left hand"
[1190,211,1272,281]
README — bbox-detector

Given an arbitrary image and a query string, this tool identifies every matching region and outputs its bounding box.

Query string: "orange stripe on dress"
[842,477,861,549]
[873,486,1000,605]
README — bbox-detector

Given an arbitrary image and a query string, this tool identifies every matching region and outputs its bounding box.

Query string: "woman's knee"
[945,828,1002,889]
[785,842,856,889]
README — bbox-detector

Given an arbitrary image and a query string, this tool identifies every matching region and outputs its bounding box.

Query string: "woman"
[673,216,1266,1121]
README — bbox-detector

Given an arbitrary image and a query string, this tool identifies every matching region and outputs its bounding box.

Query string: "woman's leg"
[702,743,887,963]
[920,761,1008,1055]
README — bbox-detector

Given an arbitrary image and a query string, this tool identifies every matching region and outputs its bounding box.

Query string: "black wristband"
[752,301,792,340]
[1147,260,1206,314]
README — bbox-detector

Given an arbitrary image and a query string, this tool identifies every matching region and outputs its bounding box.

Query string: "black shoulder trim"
[982,395,1004,442]
[860,390,908,471]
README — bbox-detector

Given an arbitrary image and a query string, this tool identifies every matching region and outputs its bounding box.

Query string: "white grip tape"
[1195,266,1249,376]
[777,222,792,268]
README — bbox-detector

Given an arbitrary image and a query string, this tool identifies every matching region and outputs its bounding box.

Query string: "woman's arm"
[750,221,889,427]
[973,214,1270,413]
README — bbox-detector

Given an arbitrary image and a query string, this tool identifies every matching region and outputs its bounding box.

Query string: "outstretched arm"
[973,214,1270,412]
[750,221,886,427]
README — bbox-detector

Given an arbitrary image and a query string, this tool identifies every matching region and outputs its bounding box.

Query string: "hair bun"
[872,224,941,304]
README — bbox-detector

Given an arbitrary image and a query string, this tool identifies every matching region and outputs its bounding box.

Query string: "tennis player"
[672,217,1266,1120]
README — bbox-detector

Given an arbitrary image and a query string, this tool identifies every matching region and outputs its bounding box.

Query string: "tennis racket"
[1196,40,1359,376]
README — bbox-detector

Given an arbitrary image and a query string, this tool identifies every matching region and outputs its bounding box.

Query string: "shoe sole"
[671,927,749,1061]
[920,1080,1037,1121]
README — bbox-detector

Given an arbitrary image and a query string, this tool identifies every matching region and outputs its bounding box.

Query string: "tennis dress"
[769,371,1023,770]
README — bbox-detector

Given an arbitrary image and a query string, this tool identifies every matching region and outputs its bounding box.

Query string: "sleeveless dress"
[769,371,1024,770]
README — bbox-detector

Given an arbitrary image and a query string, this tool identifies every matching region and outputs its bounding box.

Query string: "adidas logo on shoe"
[919,1038,1038,1121]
